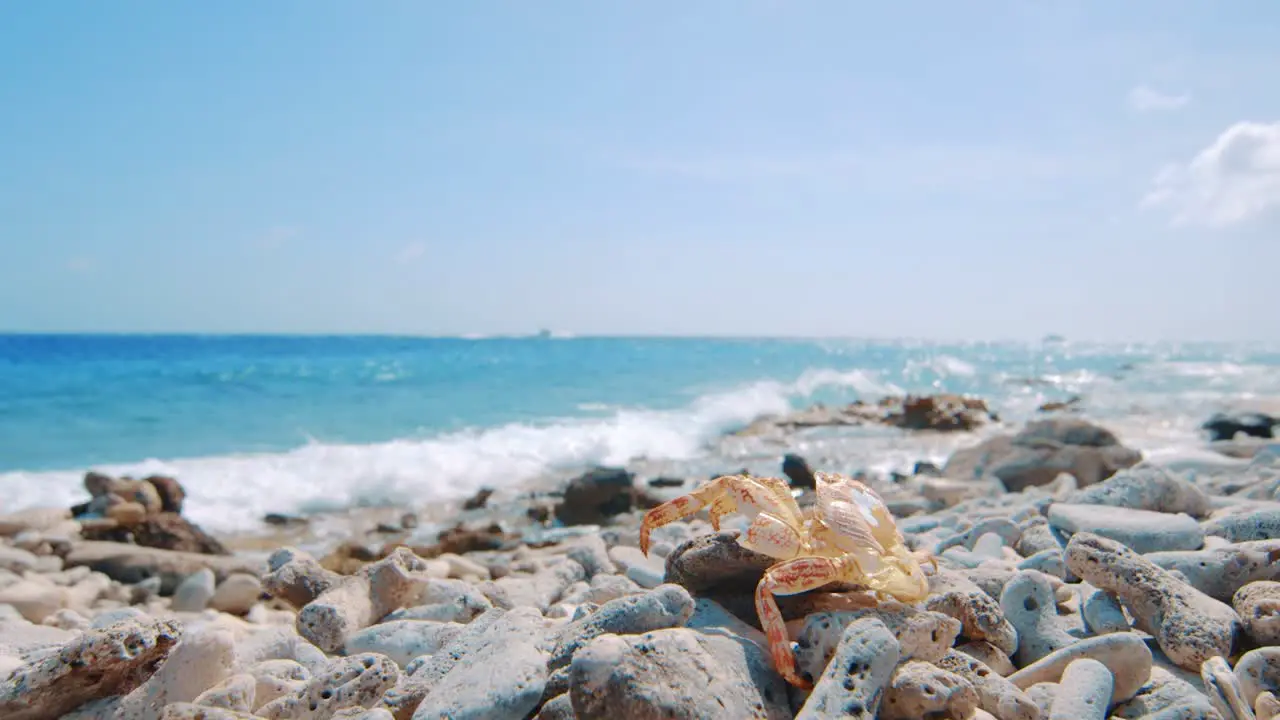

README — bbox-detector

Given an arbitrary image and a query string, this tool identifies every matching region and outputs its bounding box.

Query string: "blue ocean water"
[2,333,1277,532]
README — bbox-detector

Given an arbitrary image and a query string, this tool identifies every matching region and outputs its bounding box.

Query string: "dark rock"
[319,540,382,574]
[1038,396,1082,413]
[263,513,309,528]
[141,475,186,514]
[463,487,494,510]
[664,531,776,594]
[913,461,943,477]
[554,467,637,526]
[782,454,817,489]
[1202,412,1277,441]
[887,394,995,432]
[79,511,229,555]
[647,477,685,488]
[418,522,519,556]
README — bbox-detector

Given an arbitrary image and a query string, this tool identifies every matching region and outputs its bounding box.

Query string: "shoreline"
[1,395,1279,716]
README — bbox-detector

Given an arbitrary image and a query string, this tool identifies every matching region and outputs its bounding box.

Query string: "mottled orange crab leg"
[755,555,863,689]
[640,478,734,555]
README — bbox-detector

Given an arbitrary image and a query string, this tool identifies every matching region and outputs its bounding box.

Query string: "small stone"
[172,568,217,613]
[1048,658,1113,720]
[1008,632,1152,705]
[1047,503,1204,554]
[210,573,263,615]
[881,660,979,720]
[797,617,900,719]
[1234,581,1280,645]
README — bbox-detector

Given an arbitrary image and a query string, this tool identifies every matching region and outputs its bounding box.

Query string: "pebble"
[1001,569,1082,666]
[210,573,264,616]
[1235,581,1280,645]
[1048,503,1205,554]
[171,568,217,613]
[1050,658,1114,720]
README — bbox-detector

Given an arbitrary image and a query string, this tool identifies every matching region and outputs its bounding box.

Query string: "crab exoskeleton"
[639,470,936,688]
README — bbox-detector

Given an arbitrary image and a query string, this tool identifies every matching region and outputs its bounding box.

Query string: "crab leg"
[754,555,862,689]
[639,473,778,555]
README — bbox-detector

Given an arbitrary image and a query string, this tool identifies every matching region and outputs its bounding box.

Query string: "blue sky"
[1,2,1277,342]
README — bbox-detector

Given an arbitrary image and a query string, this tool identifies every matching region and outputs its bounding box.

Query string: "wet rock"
[782,454,817,489]
[0,618,183,720]
[554,467,638,526]
[1203,412,1277,442]
[461,487,494,510]
[1065,532,1241,671]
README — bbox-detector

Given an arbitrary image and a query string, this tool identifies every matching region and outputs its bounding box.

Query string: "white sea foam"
[2,355,1275,534]
[0,366,901,533]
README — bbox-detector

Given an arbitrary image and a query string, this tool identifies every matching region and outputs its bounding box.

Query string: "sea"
[2,333,1278,535]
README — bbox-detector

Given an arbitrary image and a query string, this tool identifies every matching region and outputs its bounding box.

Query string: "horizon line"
[0,329,1274,347]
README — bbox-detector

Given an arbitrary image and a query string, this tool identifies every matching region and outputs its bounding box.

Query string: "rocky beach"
[1,394,1279,719]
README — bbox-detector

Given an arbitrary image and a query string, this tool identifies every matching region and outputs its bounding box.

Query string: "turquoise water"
[2,333,1277,531]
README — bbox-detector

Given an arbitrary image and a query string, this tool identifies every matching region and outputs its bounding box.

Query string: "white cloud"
[1142,120,1280,227]
[1127,84,1190,112]
[397,241,426,262]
